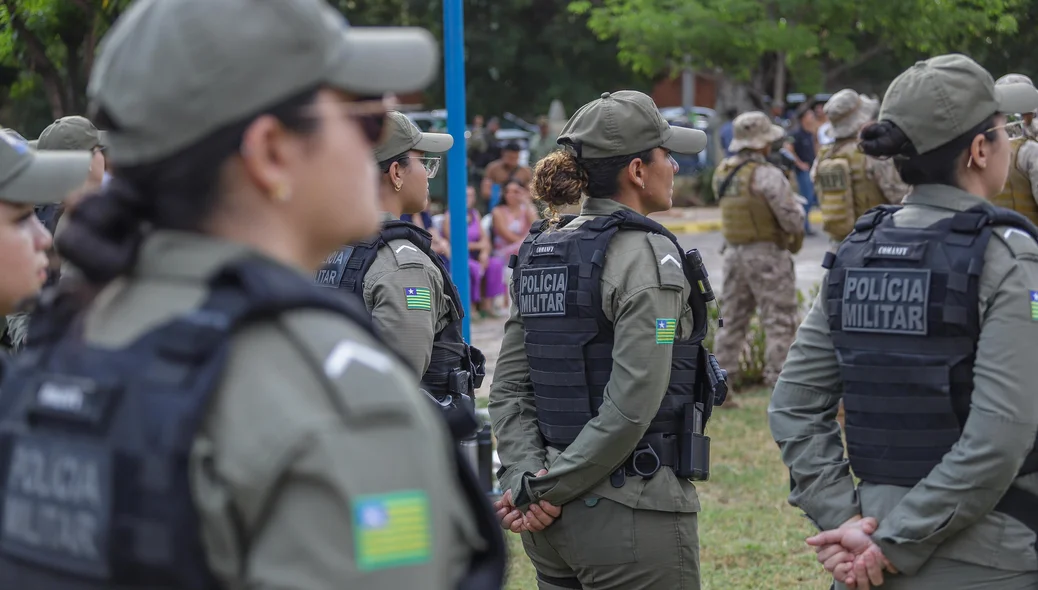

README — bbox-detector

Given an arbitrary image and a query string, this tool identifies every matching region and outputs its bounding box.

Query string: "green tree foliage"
[0,0,133,133]
[569,0,1023,102]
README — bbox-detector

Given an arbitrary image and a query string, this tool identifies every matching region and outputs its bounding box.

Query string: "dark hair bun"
[57,178,149,284]
[859,121,914,158]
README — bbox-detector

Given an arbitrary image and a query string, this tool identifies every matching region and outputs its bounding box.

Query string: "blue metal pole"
[444,0,470,342]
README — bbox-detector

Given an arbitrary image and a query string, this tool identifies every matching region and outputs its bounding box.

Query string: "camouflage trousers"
[713,242,798,387]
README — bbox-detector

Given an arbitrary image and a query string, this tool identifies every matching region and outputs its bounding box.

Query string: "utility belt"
[422,350,487,441]
[556,353,728,488]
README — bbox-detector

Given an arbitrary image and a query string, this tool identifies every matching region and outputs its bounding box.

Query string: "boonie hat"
[0,131,90,205]
[89,0,440,166]
[879,54,1038,155]
[825,89,879,140]
[37,116,107,151]
[727,111,785,152]
[557,90,707,158]
[374,111,453,163]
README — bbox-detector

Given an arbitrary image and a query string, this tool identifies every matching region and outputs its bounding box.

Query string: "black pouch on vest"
[676,402,710,480]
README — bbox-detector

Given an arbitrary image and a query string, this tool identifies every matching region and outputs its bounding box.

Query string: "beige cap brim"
[414,132,454,154]
[331,28,439,95]
[1,150,91,205]
[662,126,708,155]
[996,82,1038,115]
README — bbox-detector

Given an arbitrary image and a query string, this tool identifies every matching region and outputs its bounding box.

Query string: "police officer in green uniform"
[769,54,1038,590]
[489,90,728,590]
[0,1,504,589]
[0,134,90,353]
[317,111,486,441]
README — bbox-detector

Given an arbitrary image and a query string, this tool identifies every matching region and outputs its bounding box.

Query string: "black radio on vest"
[315,220,487,441]
[510,209,728,486]
[823,203,1038,535]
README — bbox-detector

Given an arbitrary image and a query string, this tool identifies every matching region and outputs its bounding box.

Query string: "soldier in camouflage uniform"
[992,74,1038,225]
[813,89,910,244]
[712,111,805,389]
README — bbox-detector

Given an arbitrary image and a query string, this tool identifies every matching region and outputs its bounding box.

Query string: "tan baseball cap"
[825,89,879,140]
[0,131,91,205]
[879,54,1038,155]
[727,111,785,152]
[89,0,440,166]
[558,91,707,158]
[37,116,107,151]
[373,111,453,163]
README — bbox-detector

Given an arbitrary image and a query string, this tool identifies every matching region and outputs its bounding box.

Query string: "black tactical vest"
[824,203,1038,535]
[0,256,505,590]
[511,209,727,481]
[315,221,486,406]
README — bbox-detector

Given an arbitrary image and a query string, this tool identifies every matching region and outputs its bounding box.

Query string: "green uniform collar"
[379,211,396,223]
[579,197,638,216]
[134,230,286,282]
[901,184,989,212]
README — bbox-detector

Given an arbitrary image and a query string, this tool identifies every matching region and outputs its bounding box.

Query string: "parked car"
[658,106,717,175]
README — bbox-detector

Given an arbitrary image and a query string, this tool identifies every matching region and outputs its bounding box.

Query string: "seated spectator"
[443,185,506,318]
[482,142,532,202]
[492,179,539,260]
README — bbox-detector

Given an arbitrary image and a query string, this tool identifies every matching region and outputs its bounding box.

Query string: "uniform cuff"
[873,534,931,577]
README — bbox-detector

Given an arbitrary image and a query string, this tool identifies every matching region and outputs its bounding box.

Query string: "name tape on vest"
[842,268,929,335]
[530,244,556,257]
[1,435,111,578]
[518,266,568,317]
[314,246,355,288]
[867,242,926,263]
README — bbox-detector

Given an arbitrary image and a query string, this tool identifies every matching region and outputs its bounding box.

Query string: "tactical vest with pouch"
[0,256,506,590]
[822,203,1038,537]
[715,157,802,253]
[992,137,1038,225]
[815,140,885,242]
[316,220,486,428]
[510,209,728,484]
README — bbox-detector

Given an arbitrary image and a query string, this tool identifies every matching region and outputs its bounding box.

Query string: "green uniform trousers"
[520,495,700,590]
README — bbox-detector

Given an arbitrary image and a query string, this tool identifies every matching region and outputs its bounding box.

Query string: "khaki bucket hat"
[825,89,879,140]
[727,111,785,152]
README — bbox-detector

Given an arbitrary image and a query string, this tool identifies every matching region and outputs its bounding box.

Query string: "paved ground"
[471,224,833,398]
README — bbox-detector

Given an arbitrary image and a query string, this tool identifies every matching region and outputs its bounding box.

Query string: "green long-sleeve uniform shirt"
[489,197,701,513]
[769,185,1038,577]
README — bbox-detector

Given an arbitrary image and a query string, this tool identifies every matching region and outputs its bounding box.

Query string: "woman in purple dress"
[443,185,506,317]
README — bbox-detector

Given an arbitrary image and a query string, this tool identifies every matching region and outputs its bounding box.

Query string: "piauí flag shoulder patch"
[405,287,432,310]
[353,490,432,571]
[656,318,676,344]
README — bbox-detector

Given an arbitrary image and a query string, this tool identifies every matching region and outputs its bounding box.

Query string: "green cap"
[880,54,1038,155]
[373,111,454,163]
[88,0,440,166]
[0,130,90,205]
[557,90,707,158]
[37,116,107,151]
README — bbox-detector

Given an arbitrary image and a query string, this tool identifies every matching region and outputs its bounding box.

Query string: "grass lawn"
[500,387,832,590]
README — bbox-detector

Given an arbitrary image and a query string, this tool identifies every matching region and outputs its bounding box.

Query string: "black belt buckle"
[629,444,662,479]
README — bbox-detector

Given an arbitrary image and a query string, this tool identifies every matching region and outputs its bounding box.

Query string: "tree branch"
[1,0,68,116]
[68,0,93,14]
[824,45,887,84]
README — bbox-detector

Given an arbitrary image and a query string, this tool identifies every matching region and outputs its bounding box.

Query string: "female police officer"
[0,1,503,589]
[0,134,90,351]
[770,54,1038,590]
[489,90,727,589]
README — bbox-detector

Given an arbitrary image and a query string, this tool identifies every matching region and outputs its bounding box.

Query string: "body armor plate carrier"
[316,220,486,437]
[0,257,505,590]
[510,210,728,483]
[823,203,1038,536]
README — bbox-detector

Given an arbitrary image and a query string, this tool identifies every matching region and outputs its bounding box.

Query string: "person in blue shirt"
[719,108,738,156]
[790,104,819,234]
